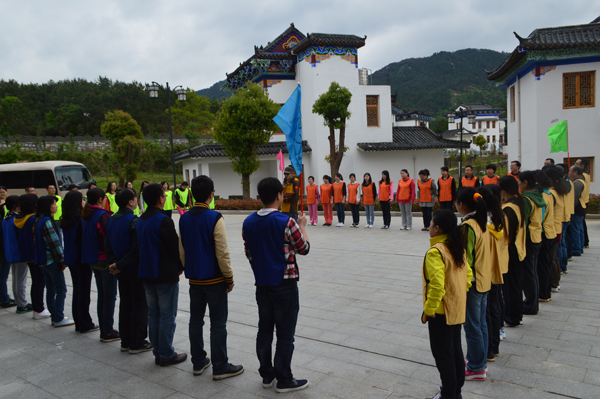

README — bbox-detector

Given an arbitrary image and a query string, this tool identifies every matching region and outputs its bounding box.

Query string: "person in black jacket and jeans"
[137,183,186,367]
[106,188,151,354]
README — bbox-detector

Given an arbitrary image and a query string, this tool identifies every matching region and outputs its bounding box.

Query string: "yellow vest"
[164,190,175,211]
[463,218,492,293]
[563,180,575,222]
[502,202,526,261]
[582,173,590,206]
[525,196,543,244]
[549,189,564,236]
[281,178,298,213]
[177,188,191,209]
[542,191,557,240]
[488,221,508,284]
[53,195,63,221]
[106,192,119,214]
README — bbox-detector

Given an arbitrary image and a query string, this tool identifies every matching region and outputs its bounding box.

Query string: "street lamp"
[83,113,91,136]
[148,82,187,189]
[447,109,476,180]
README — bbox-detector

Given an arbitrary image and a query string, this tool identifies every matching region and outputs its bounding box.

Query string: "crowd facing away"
[0,156,592,398]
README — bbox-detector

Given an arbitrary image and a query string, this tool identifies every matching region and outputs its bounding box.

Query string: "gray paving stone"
[534,374,600,398]
[504,354,587,381]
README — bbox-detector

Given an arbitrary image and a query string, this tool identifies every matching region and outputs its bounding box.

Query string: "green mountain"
[196,80,232,100]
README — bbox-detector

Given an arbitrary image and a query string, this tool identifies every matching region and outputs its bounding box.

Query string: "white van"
[0,161,95,197]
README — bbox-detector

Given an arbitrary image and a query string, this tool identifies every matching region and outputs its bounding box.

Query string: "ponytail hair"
[419,169,430,177]
[517,171,537,191]
[82,188,105,220]
[478,186,504,231]
[498,175,525,228]
[432,209,467,268]
[456,187,487,232]
[543,166,568,195]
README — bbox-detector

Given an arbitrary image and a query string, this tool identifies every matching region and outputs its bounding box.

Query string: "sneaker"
[275,379,309,393]
[381,225,386,229]
[500,328,506,340]
[465,368,486,381]
[81,324,100,333]
[16,304,33,314]
[159,352,187,367]
[193,358,211,375]
[33,309,51,319]
[339,223,344,227]
[585,245,590,249]
[487,354,495,362]
[368,225,373,228]
[407,227,412,230]
[354,224,359,228]
[426,394,442,399]
[213,364,244,380]
[121,346,130,352]
[130,340,153,354]
[0,299,17,308]
[364,225,370,228]
[563,270,568,274]
[551,287,559,293]
[567,257,574,261]
[262,376,276,388]
[54,317,75,328]
[399,227,406,230]
[100,330,121,342]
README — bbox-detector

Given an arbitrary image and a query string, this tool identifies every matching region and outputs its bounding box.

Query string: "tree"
[0,96,26,136]
[101,110,144,186]
[212,83,279,200]
[473,134,487,156]
[168,90,214,134]
[312,82,352,177]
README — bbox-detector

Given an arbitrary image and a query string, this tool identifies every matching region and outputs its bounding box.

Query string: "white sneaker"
[33,309,51,319]
[369,225,373,228]
[399,227,406,230]
[364,225,370,228]
[406,227,412,230]
[54,317,75,328]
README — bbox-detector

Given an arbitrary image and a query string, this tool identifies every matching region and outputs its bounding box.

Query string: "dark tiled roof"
[458,104,504,112]
[441,128,478,138]
[357,127,467,152]
[174,141,312,161]
[292,33,366,53]
[263,23,306,52]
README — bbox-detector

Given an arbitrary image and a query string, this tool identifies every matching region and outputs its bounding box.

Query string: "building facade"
[443,104,506,154]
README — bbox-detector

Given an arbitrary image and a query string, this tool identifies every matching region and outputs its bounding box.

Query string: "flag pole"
[299,170,304,216]
[566,120,570,167]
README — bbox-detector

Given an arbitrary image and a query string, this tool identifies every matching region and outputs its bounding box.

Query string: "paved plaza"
[0,214,599,399]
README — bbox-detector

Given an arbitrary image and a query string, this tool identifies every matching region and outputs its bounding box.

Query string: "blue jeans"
[0,253,11,304]
[41,262,67,323]
[256,284,300,384]
[335,203,345,223]
[558,222,569,271]
[145,282,179,361]
[463,289,488,372]
[568,215,584,256]
[189,283,230,373]
[91,262,117,336]
[364,205,374,225]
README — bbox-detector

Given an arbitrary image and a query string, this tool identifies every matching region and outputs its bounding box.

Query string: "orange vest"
[306,184,317,205]
[333,182,345,203]
[438,176,454,202]
[418,179,433,202]
[483,175,499,185]
[379,182,392,201]
[507,173,519,181]
[320,184,332,204]
[348,183,359,204]
[397,178,413,201]
[362,183,375,205]
[461,176,478,188]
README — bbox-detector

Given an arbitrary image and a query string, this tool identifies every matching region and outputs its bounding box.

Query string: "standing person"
[396,169,415,230]
[416,169,436,231]
[332,173,346,227]
[507,161,521,180]
[46,185,62,222]
[34,196,75,327]
[104,182,119,214]
[361,173,377,228]
[498,176,527,327]
[518,171,545,316]
[347,173,361,228]
[575,158,590,249]
[106,188,152,354]
[174,181,192,210]
[535,170,556,303]
[242,177,310,393]
[422,209,472,399]
[180,176,244,379]
[459,165,480,188]
[558,164,574,271]
[567,166,587,258]
[137,183,186,367]
[61,191,97,333]
[125,181,133,189]
[320,176,333,226]
[281,166,300,221]
[2,196,29,312]
[379,171,394,229]
[455,187,490,381]
[544,158,555,166]
[0,193,16,309]
[543,166,567,292]
[161,182,175,219]
[482,164,499,185]
[305,176,320,226]
[138,181,150,213]
[438,167,456,211]
[15,194,49,319]
[82,188,119,342]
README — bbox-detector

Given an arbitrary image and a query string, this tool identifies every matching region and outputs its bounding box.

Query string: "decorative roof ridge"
[291,33,367,54]
[263,23,306,52]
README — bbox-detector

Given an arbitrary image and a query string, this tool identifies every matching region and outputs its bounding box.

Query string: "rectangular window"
[492,121,496,128]
[564,72,595,109]
[487,135,490,143]
[510,85,516,122]
[499,135,504,144]
[472,123,476,129]
[366,95,379,127]
[478,121,482,129]
[486,121,490,129]
[192,170,197,178]
[185,169,190,183]
[492,135,496,142]
[564,157,594,182]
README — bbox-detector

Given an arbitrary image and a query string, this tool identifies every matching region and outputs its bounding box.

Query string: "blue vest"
[34,217,62,266]
[3,216,21,263]
[179,207,220,280]
[62,221,80,266]
[106,212,136,262]
[81,208,107,264]
[243,211,290,286]
[15,215,36,263]
[136,212,166,279]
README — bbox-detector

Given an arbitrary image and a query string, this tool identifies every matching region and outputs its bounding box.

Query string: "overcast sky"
[1,0,598,91]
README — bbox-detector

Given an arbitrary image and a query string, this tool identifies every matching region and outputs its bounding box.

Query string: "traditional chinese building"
[442,104,506,154]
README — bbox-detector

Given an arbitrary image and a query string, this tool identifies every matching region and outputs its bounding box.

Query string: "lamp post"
[447,109,476,180]
[148,82,187,190]
[83,113,91,136]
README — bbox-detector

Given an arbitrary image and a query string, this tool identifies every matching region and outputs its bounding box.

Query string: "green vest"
[209,197,215,210]
[133,206,140,215]
[53,195,63,221]
[105,192,119,214]
[177,188,190,209]
[164,190,175,211]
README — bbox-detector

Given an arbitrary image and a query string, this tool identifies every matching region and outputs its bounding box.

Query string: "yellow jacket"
[463,218,492,293]
[542,191,557,240]
[488,221,508,284]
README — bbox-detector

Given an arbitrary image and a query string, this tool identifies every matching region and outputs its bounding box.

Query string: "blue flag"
[273,85,303,175]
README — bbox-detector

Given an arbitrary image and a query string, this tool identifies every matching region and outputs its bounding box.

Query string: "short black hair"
[180,181,189,188]
[465,165,473,170]
[545,158,555,164]
[441,166,449,172]
[323,175,331,183]
[191,175,214,203]
[511,160,521,168]
[5,195,20,212]
[578,158,590,168]
[37,195,57,218]
[47,184,56,189]
[24,186,34,192]
[116,188,136,208]
[308,175,314,181]
[86,188,105,206]
[349,173,355,179]
[401,169,410,177]
[486,164,497,172]
[19,194,38,215]
[257,177,283,205]
[571,165,584,176]
[143,183,165,207]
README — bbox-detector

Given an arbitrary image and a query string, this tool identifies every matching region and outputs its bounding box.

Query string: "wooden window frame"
[564,156,594,182]
[492,121,496,129]
[563,71,595,109]
[366,95,379,127]
[478,121,482,129]
[486,121,490,129]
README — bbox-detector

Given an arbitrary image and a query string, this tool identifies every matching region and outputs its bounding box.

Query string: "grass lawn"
[92,171,178,192]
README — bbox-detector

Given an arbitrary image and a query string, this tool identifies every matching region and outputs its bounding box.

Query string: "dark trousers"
[380,200,391,226]
[335,203,345,223]
[256,284,299,385]
[189,283,230,374]
[349,203,360,225]
[422,207,433,228]
[91,262,117,336]
[551,247,561,289]
[118,272,148,349]
[502,247,523,326]
[27,262,46,313]
[486,284,502,356]
[583,209,589,247]
[538,237,555,300]
[428,315,464,399]
[440,201,453,211]
[68,262,95,332]
[522,240,541,315]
